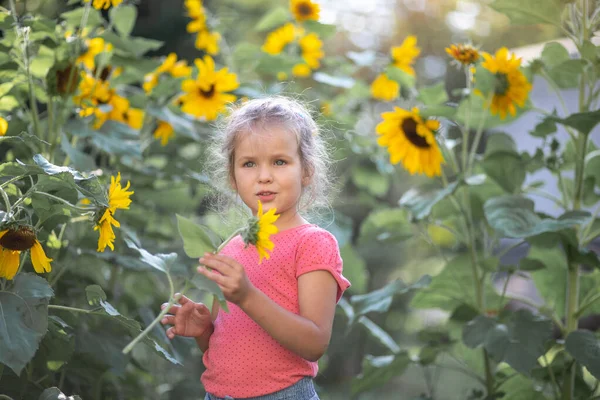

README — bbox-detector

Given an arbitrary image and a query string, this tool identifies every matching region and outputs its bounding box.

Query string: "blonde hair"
[205,96,334,219]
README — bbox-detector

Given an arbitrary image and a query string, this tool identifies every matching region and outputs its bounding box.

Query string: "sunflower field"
[1,0,600,399]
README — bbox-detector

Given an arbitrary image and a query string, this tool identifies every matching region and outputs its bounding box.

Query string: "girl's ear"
[301,167,313,187]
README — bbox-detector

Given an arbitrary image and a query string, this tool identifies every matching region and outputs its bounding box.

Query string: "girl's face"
[231,125,310,230]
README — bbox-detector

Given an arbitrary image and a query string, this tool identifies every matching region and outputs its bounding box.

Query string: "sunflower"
[0,227,53,280]
[391,35,420,77]
[376,107,444,177]
[0,117,7,136]
[262,23,299,55]
[299,33,324,69]
[195,30,221,55]
[84,0,123,9]
[179,55,239,121]
[371,73,399,101]
[290,0,320,22]
[95,172,134,252]
[76,37,113,70]
[446,43,479,66]
[480,47,532,119]
[153,121,175,146]
[292,63,311,77]
[144,53,192,94]
[241,200,280,263]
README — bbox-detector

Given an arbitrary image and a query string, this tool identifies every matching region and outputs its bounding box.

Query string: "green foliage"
[490,0,563,26]
[565,330,600,380]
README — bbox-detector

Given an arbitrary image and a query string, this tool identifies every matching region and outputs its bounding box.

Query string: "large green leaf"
[490,0,563,26]
[351,164,390,197]
[484,195,589,238]
[462,310,552,374]
[351,353,411,394]
[385,65,415,88]
[255,7,290,32]
[190,274,229,312]
[124,238,177,273]
[110,4,137,37]
[399,180,460,221]
[541,42,571,69]
[0,273,54,375]
[176,214,218,258]
[548,109,600,136]
[496,374,548,400]
[30,45,55,79]
[357,208,413,246]
[417,82,448,106]
[482,152,526,193]
[546,59,586,89]
[357,316,400,354]
[565,330,600,380]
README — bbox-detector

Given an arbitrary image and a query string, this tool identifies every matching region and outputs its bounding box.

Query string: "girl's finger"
[161,315,174,325]
[176,294,191,305]
[206,253,242,270]
[197,265,228,286]
[166,326,176,339]
[200,254,236,273]
[161,303,180,314]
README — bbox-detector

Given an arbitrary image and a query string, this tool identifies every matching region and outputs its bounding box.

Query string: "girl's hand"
[160,294,212,339]
[197,253,254,307]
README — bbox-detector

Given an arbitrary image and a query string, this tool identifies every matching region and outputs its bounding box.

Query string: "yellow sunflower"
[0,227,53,280]
[95,172,134,252]
[0,117,7,136]
[76,37,112,70]
[480,47,532,119]
[391,35,420,77]
[144,54,192,94]
[299,32,324,69]
[242,200,280,263]
[292,63,311,77]
[376,107,444,177]
[84,0,123,9]
[153,121,175,146]
[195,30,221,55]
[290,0,320,22]
[179,55,239,121]
[262,23,299,55]
[446,43,479,66]
[371,73,399,101]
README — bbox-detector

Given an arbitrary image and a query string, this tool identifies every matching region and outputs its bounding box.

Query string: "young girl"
[160,96,350,400]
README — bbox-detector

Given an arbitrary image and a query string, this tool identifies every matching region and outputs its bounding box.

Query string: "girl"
[160,97,350,400]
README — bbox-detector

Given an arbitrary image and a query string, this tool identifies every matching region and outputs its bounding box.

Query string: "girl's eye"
[275,160,286,166]
[243,161,255,167]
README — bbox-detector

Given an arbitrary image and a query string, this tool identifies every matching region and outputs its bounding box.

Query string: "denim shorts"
[204,377,319,400]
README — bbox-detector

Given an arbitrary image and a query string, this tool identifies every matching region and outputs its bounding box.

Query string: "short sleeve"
[295,227,351,302]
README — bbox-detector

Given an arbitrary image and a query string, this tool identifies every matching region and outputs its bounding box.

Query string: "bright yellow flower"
[179,55,239,121]
[376,107,444,177]
[290,0,320,22]
[480,47,532,119]
[299,33,324,69]
[262,23,299,55]
[446,43,480,66]
[124,108,144,130]
[153,121,175,146]
[143,73,159,93]
[95,211,117,252]
[195,30,221,55]
[143,54,192,94]
[0,117,7,136]
[186,9,207,33]
[77,37,113,70]
[30,240,53,274]
[0,230,20,280]
[95,172,133,252]
[321,102,331,116]
[391,35,420,77]
[184,0,204,19]
[292,63,311,77]
[371,73,399,101]
[242,201,280,263]
[84,0,123,10]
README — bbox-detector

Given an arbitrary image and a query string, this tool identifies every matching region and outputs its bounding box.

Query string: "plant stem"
[33,191,94,212]
[48,305,95,313]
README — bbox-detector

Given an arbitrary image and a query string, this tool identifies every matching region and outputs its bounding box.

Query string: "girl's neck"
[274,212,309,232]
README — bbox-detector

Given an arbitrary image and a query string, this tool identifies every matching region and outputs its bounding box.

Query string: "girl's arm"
[198,253,338,361]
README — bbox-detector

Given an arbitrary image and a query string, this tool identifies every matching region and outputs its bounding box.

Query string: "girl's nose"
[257,166,273,183]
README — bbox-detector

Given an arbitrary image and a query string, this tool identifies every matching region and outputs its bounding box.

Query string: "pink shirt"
[201,224,351,398]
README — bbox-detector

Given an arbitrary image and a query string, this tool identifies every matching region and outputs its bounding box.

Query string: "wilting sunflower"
[262,23,299,55]
[371,73,399,101]
[153,121,175,146]
[446,43,479,66]
[241,201,280,263]
[84,0,123,9]
[0,227,53,280]
[480,47,532,119]
[179,55,239,121]
[290,0,320,22]
[95,172,134,252]
[0,117,7,136]
[376,107,444,177]
[299,33,324,69]
[391,35,420,76]
[77,37,112,70]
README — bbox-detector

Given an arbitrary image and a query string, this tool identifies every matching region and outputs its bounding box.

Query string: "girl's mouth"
[257,192,276,201]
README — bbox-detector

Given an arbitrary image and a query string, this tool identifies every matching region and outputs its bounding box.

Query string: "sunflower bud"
[0,226,36,251]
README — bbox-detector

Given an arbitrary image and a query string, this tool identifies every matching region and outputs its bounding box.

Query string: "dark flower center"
[298,3,313,16]
[494,73,510,96]
[0,226,36,251]
[402,118,430,148]
[199,85,216,99]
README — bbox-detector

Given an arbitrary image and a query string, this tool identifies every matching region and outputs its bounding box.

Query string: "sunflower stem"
[32,191,95,212]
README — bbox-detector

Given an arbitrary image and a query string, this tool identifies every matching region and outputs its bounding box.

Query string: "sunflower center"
[0,227,36,251]
[297,3,313,16]
[494,73,510,96]
[199,84,215,99]
[402,118,430,148]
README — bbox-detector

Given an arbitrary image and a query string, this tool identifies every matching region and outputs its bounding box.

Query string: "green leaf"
[530,117,557,138]
[490,0,563,26]
[541,42,571,69]
[358,208,413,245]
[303,21,337,39]
[357,316,400,353]
[484,195,589,238]
[0,95,20,111]
[190,274,229,312]
[39,387,82,400]
[110,4,137,37]
[313,72,355,88]
[581,40,597,62]
[256,53,297,75]
[350,275,431,322]
[485,132,517,156]
[30,45,55,79]
[124,238,177,273]
[417,82,448,106]
[473,65,497,96]
[548,109,600,136]
[419,105,456,119]
[255,7,290,32]
[384,65,415,88]
[399,180,460,220]
[497,374,548,400]
[60,8,104,28]
[60,132,96,172]
[547,59,586,88]
[351,353,411,394]
[482,152,526,193]
[339,244,368,294]
[176,214,218,258]
[586,151,600,187]
[456,94,523,129]
[351,164,389,196]
[565,330,600,380]
[0,273,54,375]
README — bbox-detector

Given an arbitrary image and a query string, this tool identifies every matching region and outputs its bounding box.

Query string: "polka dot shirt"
[201,224,350,398]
